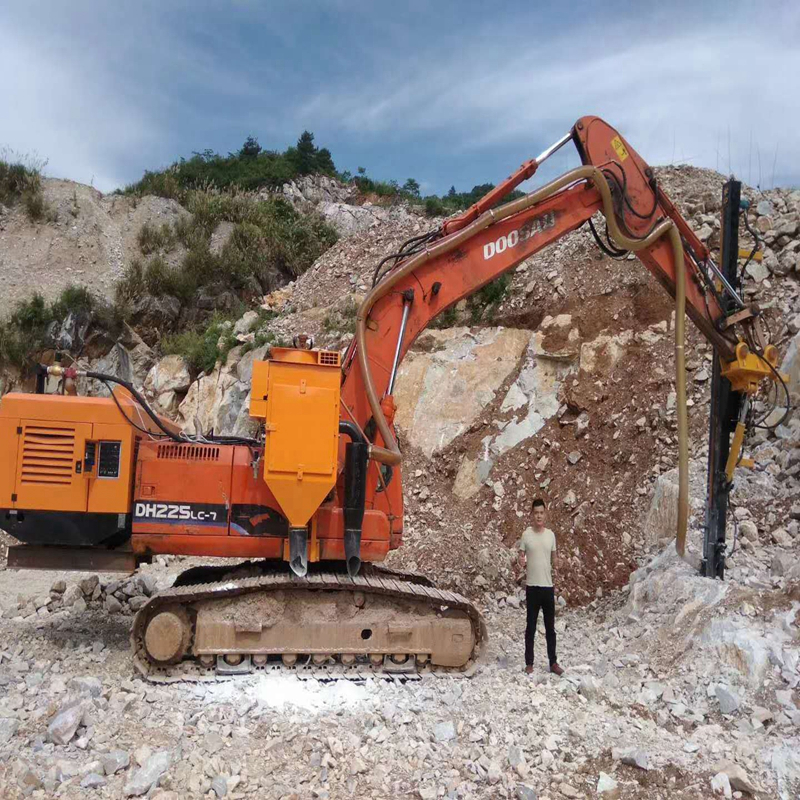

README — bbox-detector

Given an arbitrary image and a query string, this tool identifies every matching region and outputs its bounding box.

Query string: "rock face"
[781,330,800,403]
[489,330,575,459]
[394,327,532,457]
[579,330,633,374]
[177,348,254,437]
[145,355,192,395]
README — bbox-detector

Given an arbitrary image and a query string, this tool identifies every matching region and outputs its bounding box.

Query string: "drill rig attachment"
[701,179,786,578]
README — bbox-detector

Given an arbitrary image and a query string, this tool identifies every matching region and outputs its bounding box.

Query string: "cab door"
[14,420,92,512]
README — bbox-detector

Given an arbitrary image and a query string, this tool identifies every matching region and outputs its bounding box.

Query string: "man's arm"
[552,534,561,577]
[514,540,525,581]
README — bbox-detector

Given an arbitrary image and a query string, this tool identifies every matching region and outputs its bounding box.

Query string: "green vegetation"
[121,127,520,223]
[137,221,177,255]
[469,274,511,323]
[0,286,121,368]
[116,190,337,320]
[422,183,525,218]
[322,296,359,335]
[0,152,56,223]
[431,306,459,329]
[161,314,238,374]
[124,131,337,200]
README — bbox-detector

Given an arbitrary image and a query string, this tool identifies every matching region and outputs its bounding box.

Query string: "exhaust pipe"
[343,441,369,577]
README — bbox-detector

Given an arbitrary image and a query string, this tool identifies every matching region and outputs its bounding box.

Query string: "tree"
[357,166,366,176]
[293,131,318,174]
[315,147,335,174]
[239,136,262,158]
[447,185,457,198]
[402,178,420,198]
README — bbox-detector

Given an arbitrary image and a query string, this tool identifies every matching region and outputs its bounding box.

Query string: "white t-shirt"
[518,527,556,587]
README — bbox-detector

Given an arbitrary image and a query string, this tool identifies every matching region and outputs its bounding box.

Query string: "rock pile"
[1,568,164,622]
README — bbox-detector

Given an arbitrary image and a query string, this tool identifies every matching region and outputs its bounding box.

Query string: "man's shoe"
[550,663,564,676]
[525,665,534,675]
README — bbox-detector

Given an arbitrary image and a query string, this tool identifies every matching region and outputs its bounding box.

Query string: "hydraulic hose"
[85,371,185,442]
[355,165,690,553]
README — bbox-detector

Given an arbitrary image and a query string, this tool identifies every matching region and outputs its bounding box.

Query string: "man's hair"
[532,498,546,510]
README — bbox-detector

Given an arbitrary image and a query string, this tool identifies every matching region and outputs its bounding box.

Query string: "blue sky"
[1,0,798,194]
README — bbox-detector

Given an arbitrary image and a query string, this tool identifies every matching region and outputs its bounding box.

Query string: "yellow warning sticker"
[611,136,629,162]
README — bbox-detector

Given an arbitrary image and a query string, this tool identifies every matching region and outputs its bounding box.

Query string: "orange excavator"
[0,117,783,678]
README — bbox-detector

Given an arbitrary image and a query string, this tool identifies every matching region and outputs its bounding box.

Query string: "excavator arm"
[341,115,779,561]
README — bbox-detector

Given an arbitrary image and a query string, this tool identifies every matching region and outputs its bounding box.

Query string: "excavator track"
[131,564,487,683]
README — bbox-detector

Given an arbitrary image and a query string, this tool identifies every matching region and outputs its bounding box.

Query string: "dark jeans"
[525,585,557,667]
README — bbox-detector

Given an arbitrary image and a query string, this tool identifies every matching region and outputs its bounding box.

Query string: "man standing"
[515,498,564,676]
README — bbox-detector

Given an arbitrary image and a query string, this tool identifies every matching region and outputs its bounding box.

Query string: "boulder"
[101,749,131,775]
[580,330,633,374]
[433,721,456,742]
[643,470,679,547]
[233,310,259,336]
[178,369,236,436]
[146,355,191,395]
[69,676,102,698]
[715,685,740,715]
[711,760,759,794]
[0,717,19,744]
[129,295,181,340]
[597,773,619,796]
[236,345,270,385]
[780,331,800,403]
[579,676,603,701]
[48,702,84,745]
[124,750,171,797]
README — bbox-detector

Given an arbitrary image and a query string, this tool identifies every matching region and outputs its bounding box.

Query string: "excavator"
[0,116,784,679]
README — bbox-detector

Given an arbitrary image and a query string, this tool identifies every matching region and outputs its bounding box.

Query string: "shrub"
[431,306,459,329]
[52,285,94,318]
[11,293,53,332]
[0,321,27,367]
[469,274,511,322]
[424,197,446,217]
[162,315,237,374]
[23,186,47,222]
[115,259,145,307]
[137,221,176,255]
[0,152,46,209]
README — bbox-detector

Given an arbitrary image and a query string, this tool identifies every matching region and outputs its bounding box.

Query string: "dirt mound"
[0,178,187,306]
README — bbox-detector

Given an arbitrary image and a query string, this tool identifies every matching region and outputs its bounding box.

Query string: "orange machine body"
[0,349,397,565]
[0,392,138,545]
[130,440,391,562]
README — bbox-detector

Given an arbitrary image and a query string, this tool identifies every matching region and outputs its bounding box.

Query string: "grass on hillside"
[117,188,337,316]
[0,152,57,223]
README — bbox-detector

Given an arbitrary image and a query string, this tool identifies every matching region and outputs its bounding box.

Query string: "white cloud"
[1,1,797,193]
[296,9,800,187]
[0,27,160,191]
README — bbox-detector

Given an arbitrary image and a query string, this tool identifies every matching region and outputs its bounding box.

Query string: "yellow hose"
[355,166,689,551]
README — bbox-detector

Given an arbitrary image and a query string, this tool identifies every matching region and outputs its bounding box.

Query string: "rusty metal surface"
[131,564,486,682]
[6,544,137,573]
